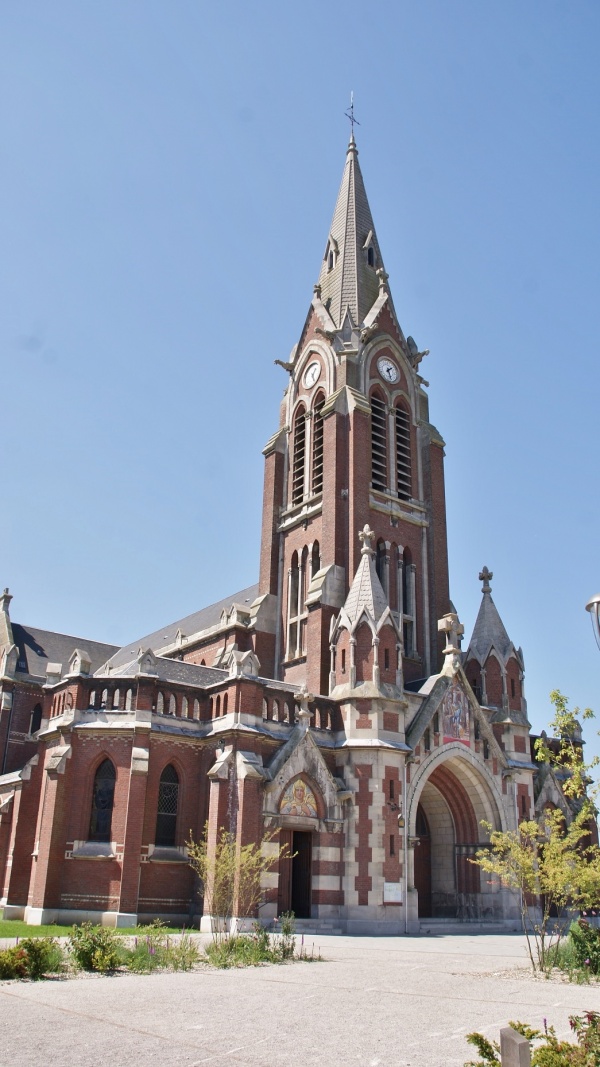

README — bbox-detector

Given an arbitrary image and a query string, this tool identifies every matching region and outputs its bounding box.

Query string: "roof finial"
[479,566,493,594]
[358,524,375,556]
[344,91,360,146]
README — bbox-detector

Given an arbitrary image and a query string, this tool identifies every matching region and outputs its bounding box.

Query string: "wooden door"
[291,831,312,918]
[414,804,432,918]
[277,828,293,915]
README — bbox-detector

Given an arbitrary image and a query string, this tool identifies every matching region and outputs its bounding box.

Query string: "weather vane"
[345,91,360,133]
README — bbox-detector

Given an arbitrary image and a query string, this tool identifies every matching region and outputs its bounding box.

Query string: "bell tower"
[257,134,450,694]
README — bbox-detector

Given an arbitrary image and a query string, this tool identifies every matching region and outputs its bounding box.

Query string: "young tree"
[471,691,600,972]
[187,825,289,942]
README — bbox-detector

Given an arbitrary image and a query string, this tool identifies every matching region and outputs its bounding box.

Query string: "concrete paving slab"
[1,934,598,1067]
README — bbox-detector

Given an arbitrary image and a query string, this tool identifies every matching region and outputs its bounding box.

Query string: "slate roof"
[317,135,385,328]
[342,546,388,627]
[12,624,118,682]
[106,583,259,669]
[106,655,228,687]
[466,590,514,666]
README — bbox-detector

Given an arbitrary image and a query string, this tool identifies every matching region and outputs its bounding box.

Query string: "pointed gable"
[317,135,386,329]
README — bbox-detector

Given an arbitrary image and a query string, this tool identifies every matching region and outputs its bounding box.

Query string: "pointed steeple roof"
[317,135,386,329]
[341,525,389,628]
[466,567,517,666]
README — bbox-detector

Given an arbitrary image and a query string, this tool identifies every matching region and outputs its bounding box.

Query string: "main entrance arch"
[409,748,507,921]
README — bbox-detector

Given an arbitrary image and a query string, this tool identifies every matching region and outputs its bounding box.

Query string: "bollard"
[500,1027,531,1067]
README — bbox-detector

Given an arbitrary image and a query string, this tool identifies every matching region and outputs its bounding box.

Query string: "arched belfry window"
[155,764,179,847]
[89,759,116,842]
[370,391,387,491]
[311,540,321,578]
[311,393,325,494]
[395,403,412,501]
[30,703,43,734]
[292,405,306,505]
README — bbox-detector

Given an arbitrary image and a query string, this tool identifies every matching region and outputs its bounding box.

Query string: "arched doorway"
[411,753,504,921]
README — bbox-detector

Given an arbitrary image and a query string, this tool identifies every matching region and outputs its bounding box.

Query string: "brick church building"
[0,134,575,933]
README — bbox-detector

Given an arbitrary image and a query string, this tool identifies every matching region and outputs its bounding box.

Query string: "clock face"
[377,357,399,384]
[303,361,321,388]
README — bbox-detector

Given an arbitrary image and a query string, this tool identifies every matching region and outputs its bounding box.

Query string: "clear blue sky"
[2,2,599,760]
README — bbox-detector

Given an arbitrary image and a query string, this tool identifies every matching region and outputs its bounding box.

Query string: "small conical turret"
[464,567,527,724]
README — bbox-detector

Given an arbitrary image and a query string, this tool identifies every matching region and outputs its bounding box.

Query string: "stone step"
[418,918,519,935]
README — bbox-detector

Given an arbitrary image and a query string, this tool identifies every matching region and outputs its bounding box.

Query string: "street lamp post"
[586,593,600,651]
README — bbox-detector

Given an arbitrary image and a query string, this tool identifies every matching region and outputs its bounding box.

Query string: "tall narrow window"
[155,764,179,847]
[300,546,309,653]
[292,406,306,505]
[89,759,116,842]
[311,540,321,578]
[402,549,415,656]
[287,551,299,656]
[30,703,43,734]
[311,395,325,493]
[395,404,412,501]
[371,393,387,491]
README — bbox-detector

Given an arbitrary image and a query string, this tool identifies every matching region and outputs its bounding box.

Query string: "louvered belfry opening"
[371,392,387,491]
[156,764,179,847]
[395,404,412,501]
[311,395,325,494]
[292,406,306,505]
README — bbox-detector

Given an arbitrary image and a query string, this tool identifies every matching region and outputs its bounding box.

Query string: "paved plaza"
[1,933,599,1067]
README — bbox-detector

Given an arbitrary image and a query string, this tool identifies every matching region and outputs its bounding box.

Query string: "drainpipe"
[403,756,409,934]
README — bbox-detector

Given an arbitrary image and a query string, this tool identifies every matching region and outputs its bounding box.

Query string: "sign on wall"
[383,882,403,904]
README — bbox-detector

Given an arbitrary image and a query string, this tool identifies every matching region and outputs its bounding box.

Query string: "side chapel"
[0,134,579,933]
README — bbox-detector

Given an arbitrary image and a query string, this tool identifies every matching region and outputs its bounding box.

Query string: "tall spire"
[317,135,385,328]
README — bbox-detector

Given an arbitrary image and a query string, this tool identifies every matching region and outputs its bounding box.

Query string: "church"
[0,133,574,934]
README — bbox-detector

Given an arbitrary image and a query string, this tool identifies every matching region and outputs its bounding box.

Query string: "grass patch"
[0,920,186,939]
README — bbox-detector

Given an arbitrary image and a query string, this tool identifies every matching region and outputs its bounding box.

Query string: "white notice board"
[383,882,403,904]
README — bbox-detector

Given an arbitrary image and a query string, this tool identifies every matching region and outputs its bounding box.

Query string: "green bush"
[19,938,64,979]
[465,1013,600,1066]
[68,923,123,972]
[0,946,29,979]
[165,932,200,972]
[0,938,64,980]
[569,919,600,976]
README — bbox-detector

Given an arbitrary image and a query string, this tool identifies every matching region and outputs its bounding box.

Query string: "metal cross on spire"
[345,91,360,134]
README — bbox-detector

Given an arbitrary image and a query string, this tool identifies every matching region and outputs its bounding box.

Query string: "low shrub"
[68,923,123,973]
[569,919,600,976]
[464,1012,600,1066]
[0,946,29,980]
[0,939,64,980]
[19,938,64,979]
[204,915,321,969]
[165,932,200,972]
